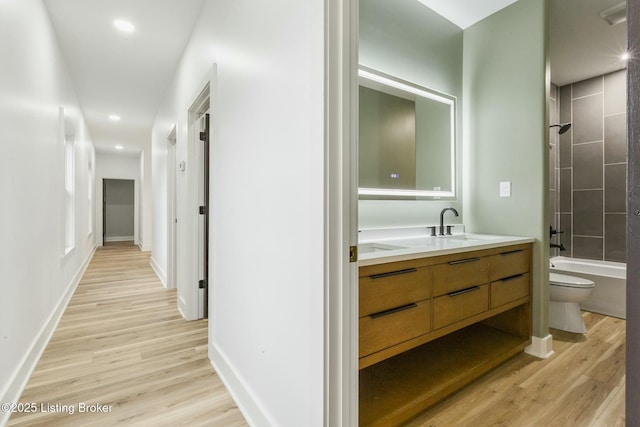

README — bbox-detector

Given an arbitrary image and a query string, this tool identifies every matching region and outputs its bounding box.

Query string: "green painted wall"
[463,0,550,337]
[359,0,463,229]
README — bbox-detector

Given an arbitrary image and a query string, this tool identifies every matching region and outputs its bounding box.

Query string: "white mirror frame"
[358,67,456,198]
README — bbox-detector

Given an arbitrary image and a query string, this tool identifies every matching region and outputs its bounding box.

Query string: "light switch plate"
[500,181,511,197]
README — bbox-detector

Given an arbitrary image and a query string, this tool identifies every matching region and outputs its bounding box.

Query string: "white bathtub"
[550,256,626,319]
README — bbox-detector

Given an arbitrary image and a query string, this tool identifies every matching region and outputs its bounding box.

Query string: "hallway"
[8,243,247,427]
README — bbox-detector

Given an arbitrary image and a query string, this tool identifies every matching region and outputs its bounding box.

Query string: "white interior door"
[195,111,210,319]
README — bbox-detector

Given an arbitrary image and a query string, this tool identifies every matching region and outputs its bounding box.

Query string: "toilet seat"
[550,273,595,289]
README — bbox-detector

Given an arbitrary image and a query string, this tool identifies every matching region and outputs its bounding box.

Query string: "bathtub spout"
[550,242,566,251]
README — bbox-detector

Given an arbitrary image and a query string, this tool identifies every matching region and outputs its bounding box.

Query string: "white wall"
[151,130,169,287]
[95,151,141,247]
[139,147,152,251]
[0,0,96,422]
[151,0,326,424]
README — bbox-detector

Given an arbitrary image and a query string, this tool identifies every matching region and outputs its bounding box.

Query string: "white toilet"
[549,273,595,333]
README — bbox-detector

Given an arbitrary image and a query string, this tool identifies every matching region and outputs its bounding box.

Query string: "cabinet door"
[360,266,431,317]
[490,248,530,281]
[433,284,489,329]
[432,257,490,296]
[491,273,530,308]
[359,300,431,357]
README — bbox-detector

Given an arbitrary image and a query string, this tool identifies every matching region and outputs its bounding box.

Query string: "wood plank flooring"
[8,242,626,426]
[8,242,247,427]
[405,311,626,427]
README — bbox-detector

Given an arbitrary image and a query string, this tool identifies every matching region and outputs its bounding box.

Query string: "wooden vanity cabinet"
[358,260,431,360]
[432,256,491,330]
[359,243,532,427]
[490,247,531,309]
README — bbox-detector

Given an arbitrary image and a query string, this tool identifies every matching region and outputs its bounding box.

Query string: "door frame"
[325,0,359,424]
[626,1,639,421]
[178,83,210,320]
[167,126,178,289]
[98,177,138,247]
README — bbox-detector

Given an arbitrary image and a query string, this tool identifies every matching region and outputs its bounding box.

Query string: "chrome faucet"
[439,207,459,236]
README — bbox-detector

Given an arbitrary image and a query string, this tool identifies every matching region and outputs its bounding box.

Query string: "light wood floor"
[405,311,626,427]
[8,242,626,426]
[8,242,248,427]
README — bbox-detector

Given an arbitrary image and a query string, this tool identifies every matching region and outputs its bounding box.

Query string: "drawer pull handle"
[448,286,481,297]
[500,249,523,256]
[370,303,418,319]
[449,258,480,265]
[370,268,418,280]
[500,274,524,282]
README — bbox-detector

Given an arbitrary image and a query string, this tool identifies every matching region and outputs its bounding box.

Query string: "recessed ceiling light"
[115,145,124,150]
[621,52,630,61]
[113,19,135,33]
[109,114,121,121]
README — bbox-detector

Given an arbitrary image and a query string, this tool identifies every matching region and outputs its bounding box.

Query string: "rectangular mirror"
[359,67,456,198]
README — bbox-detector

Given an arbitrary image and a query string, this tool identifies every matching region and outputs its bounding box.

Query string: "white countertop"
[358,233,535,266]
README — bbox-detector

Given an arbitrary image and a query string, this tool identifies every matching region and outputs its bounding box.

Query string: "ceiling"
[43,0,626,155]
[43,0,205,154]
[418,0,627,87]
[549,0,627,86]
[417,0,519,29]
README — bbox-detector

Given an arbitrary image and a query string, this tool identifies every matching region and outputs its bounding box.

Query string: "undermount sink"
[358,242,407,254]
[441,235,481,241]
[441,234,499,242]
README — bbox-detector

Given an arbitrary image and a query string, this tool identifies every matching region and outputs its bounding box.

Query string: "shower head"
[550,123,572,135]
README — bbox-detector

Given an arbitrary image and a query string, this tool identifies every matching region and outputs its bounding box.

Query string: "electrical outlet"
[500,181,511,197]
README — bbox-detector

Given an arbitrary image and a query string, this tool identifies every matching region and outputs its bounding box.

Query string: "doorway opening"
[102,179,135,245]
[175,84,210,321]
[197,112,210,318]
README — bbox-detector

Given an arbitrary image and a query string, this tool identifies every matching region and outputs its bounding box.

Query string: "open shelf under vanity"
[359,321,530,426]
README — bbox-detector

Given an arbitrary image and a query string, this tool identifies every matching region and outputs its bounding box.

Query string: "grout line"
[573,140,603,146]
[602,81,606,258]
[571,92,603,101]
[570,83,574,257]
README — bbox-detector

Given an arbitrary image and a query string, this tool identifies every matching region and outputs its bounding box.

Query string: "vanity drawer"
[491,273,530,308]
[359,267,431,317]
[433,284,489,330]
[490,248,530,281]
[432,257,490,296]
[359,300,431,358]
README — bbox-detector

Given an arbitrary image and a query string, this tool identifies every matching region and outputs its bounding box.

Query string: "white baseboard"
[209,343,272,427]
[150,256,167,288]
[0,244,97,427]
[177,296,188,321]
[136,241,152,252]
[525,334,555,359]
[104,235,134,242]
